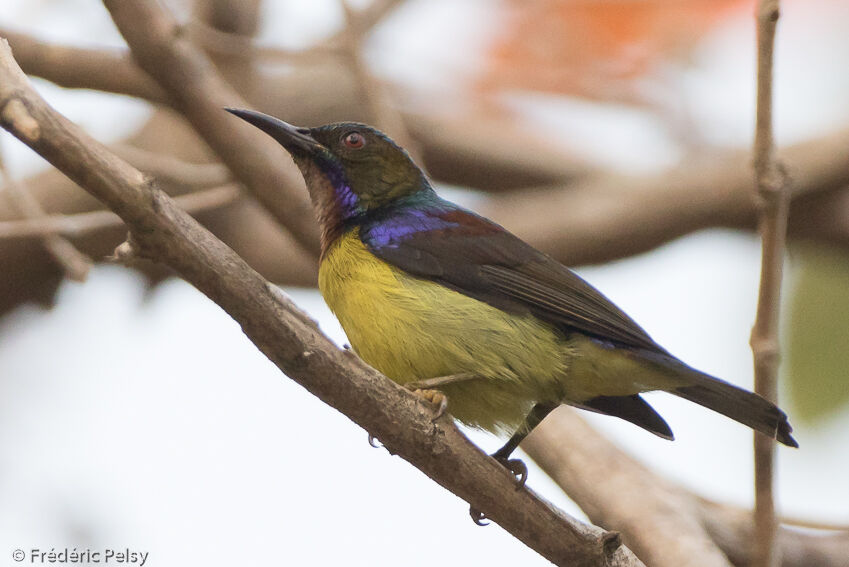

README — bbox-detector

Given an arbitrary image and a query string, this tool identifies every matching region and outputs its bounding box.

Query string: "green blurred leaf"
[784,244,849,423]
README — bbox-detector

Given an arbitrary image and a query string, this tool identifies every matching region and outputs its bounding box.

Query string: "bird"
[226,107,798,483]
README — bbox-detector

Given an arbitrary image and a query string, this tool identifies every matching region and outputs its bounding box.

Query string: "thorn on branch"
[602,531,623,557]
[108,235,140,265]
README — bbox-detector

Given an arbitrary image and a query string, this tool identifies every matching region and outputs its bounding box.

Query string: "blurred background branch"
[749,0,789,565]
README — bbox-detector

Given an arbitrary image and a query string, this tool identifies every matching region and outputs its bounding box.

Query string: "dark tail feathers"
[576,394,675,441]
[674,373,798,447]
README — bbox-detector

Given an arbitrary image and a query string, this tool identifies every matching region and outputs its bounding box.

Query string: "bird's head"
[226,109,429,232]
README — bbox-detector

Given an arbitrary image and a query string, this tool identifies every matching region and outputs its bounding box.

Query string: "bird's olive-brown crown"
[297,122,429,212]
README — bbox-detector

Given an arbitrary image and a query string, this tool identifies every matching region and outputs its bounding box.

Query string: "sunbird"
[227,108,797,481]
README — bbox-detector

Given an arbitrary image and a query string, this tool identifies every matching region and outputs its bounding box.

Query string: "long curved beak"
[224,108,321,153]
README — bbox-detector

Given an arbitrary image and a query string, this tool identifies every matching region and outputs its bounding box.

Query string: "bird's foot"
[406,372,478,390]
[466,456,527,526]
[408,388,448,421]
[493,455,528,489]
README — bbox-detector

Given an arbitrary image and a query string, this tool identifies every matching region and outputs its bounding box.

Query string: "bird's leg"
[491,402,558,487]
[469,403,558,525]
[405,373,479,421]
[405,372,479,390]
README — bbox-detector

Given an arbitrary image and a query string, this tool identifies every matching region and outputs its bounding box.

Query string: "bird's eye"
[342,131,366,149]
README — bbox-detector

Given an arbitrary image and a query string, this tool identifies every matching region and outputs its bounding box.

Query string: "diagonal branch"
[0,39,644,567]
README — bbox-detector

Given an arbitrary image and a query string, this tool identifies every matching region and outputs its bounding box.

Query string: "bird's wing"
[361,205,666,353]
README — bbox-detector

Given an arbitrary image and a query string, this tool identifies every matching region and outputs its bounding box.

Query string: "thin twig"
[183,0,403,66]
[339,0,422,162]
[750,1,789,567]
[329,0,403,44]
[183,19,343,63]
[111,144,231,189]
[0,184,240,239]
[0,110,91,281]
[772,516,849,532]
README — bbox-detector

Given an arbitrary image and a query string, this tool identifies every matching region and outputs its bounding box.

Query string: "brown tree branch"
[190,0,264,110]
[184,19,343,64]
[1,27,169,104]
[0,152,316,314]
[0,39,644,567]
[326,0,403,46]
[698,499,849,567]
[482,130,849,265]
[184,0,402,64]
[523,409,849,567]
[110,144,231,189]
[0,129,91,281]
[750,1,789,565]
[0,184,239,239]
[101,0,321,257]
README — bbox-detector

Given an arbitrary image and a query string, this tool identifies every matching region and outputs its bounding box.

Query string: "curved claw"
[432,394,448,421]
[495,457,528,488]
[469,506,489,526]
[368,434,383,448]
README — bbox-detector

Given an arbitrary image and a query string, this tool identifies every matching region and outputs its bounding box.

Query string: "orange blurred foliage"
[479,0,748,102]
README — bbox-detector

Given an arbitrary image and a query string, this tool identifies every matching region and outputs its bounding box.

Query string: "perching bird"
[226,108,797,480]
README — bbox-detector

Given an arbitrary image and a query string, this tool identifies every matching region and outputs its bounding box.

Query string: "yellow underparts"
[319,229,679,435]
